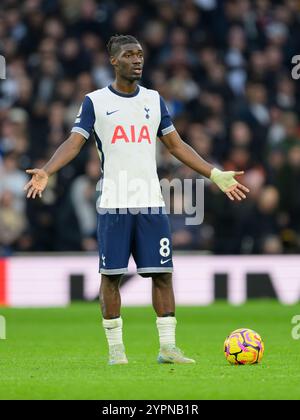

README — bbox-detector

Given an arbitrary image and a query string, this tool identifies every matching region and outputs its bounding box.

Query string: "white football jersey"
[71,84,175,208]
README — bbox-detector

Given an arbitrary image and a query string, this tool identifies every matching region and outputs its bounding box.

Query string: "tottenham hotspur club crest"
[144,107,150,119]
[101,254,106,267]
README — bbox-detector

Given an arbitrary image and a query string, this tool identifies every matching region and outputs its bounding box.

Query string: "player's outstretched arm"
[24,132,86,199]
[160,130,249,201]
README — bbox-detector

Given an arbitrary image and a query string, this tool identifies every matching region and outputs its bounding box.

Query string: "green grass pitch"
[1,301,300,400]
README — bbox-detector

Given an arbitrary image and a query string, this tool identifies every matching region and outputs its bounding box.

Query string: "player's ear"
[110,55,117,67]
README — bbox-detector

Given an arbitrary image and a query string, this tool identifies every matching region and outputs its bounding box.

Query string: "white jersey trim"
[161,124,176,136]
[71,127,90,139]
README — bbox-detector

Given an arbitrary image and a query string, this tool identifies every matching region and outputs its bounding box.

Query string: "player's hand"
[24,168,49,199]
[210,168,249,201]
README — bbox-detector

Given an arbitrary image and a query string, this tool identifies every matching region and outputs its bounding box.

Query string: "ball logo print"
[224,328,264,365]
[0,55,6,79]
[0,316,6,340]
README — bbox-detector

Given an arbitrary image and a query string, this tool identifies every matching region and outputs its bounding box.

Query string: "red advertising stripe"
[0,259,7,306]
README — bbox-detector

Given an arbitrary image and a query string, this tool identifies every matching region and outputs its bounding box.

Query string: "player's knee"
[152,272,173,288]
[101,274,122,289]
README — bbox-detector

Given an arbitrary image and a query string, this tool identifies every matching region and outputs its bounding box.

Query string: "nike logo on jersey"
[106,110,119,116]
[160,258,171,265]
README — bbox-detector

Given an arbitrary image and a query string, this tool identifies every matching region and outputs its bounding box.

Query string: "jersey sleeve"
[157,96,175,138]
[71,95,95,140]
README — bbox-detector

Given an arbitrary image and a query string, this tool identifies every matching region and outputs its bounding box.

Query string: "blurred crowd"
[1,0,300,255]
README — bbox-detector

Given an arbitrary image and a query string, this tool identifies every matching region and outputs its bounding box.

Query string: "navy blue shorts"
[97,207,173,275]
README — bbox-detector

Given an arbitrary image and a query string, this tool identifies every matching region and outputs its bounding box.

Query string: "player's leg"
[151,272,195,364]
[97,210,134,365]
[100,273,122,319]
[152,272,175,317]
[133,208,195,364]
[100,273,128,365]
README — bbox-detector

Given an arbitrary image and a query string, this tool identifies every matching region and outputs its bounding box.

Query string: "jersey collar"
[108,84,140,98]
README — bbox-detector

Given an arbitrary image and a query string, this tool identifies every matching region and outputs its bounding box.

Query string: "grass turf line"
[0,301,300,400]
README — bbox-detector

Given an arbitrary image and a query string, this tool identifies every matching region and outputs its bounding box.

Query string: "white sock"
[102,317,124,348]
[156,316,177,348]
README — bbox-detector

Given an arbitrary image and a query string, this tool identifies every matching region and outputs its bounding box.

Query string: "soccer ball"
[224,328,264,365]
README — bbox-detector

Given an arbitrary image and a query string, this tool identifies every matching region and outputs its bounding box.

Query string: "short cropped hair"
[107,34,140,57]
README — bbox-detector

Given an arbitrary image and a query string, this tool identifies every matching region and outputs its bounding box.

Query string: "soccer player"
[24,35,249,365]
